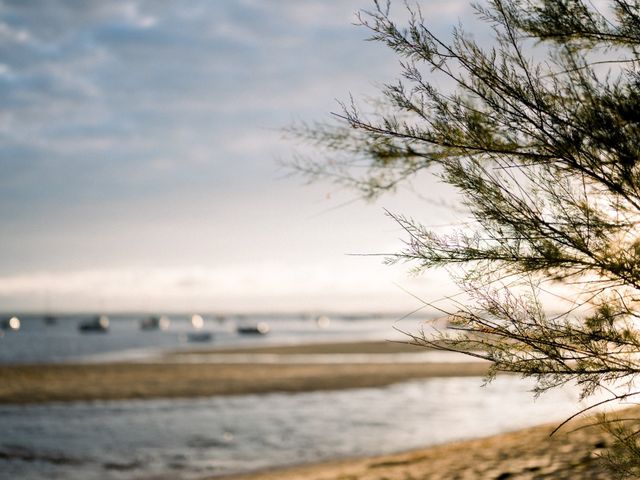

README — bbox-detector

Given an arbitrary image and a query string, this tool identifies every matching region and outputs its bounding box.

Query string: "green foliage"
[295,0,640,474]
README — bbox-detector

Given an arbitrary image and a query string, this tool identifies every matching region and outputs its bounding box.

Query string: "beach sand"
[2,339,632,479]
[169,340,429,355]
[0,341,488,403]
[214,414,622,480]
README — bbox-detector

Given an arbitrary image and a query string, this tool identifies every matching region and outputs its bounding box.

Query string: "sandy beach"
[169,340,430,355]
[4,339,627,479]
[0,341,489,404]
[214,414,622,480]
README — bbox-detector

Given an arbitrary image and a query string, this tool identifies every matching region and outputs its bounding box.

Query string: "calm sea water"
[0,313,419,364]
[0,314,597,480]
[1,376,586,480]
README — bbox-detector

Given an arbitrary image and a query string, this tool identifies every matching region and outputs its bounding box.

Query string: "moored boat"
[187,313,212,342]
[140,315,170,330]
[1,316,20,331]
[187,331,213,342]
[79,315,109,333]
[237,321,270,335]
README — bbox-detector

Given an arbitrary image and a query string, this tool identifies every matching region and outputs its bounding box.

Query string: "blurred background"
[0,2,585,480]
[0,0,475,315]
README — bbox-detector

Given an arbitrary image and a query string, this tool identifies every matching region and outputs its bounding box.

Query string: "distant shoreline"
[0,341,489,404]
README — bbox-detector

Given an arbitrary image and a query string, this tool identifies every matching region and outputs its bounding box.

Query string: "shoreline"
[211,413,622,480]
[0,362,489,404]
[3,339,632,479]
[0,340,489,404]
[168,340,430,355]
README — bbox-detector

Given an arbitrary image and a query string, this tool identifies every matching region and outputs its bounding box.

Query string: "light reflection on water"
[1,376,589,480]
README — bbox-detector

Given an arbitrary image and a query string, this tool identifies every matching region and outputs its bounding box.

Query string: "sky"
[0,0,475,314]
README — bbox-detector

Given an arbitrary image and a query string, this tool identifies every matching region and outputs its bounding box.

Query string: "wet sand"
[0,341,488,403]
[170,340,428,355]
[214,413,624,480]
[3,340,628,479]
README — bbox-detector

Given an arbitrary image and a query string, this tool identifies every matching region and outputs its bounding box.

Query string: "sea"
[0,313,592,480]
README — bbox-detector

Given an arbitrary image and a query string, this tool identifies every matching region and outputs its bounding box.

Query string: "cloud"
[0,262,448,313]
[0,0,475,311]
[0,20,31,44]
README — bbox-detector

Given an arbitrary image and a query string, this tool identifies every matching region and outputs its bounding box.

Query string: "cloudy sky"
[0,0,473,313]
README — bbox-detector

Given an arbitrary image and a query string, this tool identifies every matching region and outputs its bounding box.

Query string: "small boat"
[79,315,109,333]
[43,315,57,326]
[187,331,213,342]
[140,315,170,331]
[186,313,211,342]
[190,314,204,329]
[315,315,331,328]
[1,316,20,331]
[237,321,270,335]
